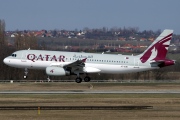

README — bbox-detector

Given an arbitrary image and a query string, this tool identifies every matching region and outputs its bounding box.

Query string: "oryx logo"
[50,69,54,73]
[140,33,172,63]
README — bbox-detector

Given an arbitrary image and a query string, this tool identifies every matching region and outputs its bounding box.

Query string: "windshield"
[11,53,17,57]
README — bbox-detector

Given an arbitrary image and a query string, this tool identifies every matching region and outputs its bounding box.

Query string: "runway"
[0,90,180,94]
[0,106,153,110]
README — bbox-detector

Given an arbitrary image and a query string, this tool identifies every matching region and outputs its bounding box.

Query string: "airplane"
[3,29,175,83]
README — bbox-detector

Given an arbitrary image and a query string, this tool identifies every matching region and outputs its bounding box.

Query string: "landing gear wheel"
[24,68,28,79]
[23,76,27,79]
[84,76,91,82]
[75,77,82,83]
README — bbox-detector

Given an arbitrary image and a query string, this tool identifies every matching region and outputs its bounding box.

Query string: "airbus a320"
[3,29,175,83]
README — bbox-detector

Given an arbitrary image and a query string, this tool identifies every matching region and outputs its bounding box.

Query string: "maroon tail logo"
[140,33,173,63]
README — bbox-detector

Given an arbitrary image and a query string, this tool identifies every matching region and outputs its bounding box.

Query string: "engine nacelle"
[46,67,70,76]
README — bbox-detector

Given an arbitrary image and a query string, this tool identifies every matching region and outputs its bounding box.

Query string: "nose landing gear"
[23,68,28,79]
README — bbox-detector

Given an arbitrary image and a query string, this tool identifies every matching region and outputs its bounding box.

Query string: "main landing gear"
[75,73,91,83]
[75,76,91,83]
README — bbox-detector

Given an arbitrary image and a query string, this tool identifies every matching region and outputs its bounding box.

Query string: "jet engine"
[46,67,70,76]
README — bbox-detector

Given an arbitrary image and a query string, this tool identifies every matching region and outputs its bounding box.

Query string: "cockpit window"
[11,54,17,57]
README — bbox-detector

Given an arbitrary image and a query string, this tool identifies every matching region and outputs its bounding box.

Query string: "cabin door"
[21,52,27,62]
[134,58,139,68]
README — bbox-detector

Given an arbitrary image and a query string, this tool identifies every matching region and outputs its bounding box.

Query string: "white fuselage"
[3,50,158,74]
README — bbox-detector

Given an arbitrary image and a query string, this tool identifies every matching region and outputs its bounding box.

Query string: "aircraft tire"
[75,77,82,83]
[23,76,27,79]
[84,76,91,82]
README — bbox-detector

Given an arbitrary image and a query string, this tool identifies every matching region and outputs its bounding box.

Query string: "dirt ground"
[0,83,180,120]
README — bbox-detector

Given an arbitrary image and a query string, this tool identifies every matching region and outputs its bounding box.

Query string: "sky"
[0,0,180,34]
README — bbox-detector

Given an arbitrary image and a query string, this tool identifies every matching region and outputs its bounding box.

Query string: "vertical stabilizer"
[139,29,173,63]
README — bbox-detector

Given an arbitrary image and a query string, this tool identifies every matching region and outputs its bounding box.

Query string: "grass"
[0,83,180,119]
[0,93,180,99]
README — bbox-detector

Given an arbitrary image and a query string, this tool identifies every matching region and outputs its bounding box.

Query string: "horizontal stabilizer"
[150,59,175,67]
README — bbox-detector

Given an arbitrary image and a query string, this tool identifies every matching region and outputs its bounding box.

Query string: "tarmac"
[0,90,180,94]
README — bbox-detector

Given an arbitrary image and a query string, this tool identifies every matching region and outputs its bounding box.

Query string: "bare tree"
[0,19,6,46]
[151,69,167,80]
[14,32,38,50]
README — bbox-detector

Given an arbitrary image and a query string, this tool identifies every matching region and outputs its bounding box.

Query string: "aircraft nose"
[3,58,10,65]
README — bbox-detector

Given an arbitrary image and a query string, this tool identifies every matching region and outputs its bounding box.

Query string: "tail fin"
[139,29,173,63]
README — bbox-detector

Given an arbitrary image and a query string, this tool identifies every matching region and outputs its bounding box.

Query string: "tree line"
[1,20,180,81]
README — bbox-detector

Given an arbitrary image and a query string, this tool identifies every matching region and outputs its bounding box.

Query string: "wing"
[50,58,100,74]
[63,58,87,73]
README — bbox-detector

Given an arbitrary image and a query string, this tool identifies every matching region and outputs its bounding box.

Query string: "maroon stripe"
[161,33,173,41]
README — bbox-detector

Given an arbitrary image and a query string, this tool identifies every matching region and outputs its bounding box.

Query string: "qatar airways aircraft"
[3,29,175,83]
